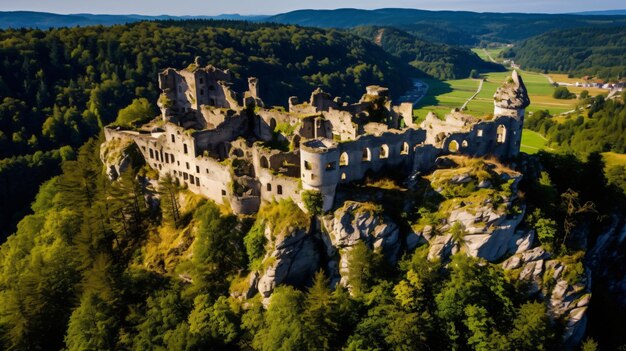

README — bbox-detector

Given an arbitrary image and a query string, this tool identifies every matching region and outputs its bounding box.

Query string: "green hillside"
[350,26,504,79]
[502,26,626,79]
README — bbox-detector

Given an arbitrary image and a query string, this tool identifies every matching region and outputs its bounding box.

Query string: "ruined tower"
[300,139,340,211]
[493,70,531,158]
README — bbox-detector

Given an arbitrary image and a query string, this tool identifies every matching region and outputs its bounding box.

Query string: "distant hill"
[573,10,626,16]
[267,8,626,45]
[349,26,503,79]
[501,26,626,79]
[0,11,269,29]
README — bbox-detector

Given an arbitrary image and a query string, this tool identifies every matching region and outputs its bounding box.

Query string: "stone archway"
[260,156,269,168]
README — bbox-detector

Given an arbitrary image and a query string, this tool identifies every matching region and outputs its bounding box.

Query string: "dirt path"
[482,48,497,63]
[461,79,484,110]
[542,74,555,84]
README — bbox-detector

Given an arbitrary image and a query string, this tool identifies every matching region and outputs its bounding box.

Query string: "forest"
[0,20,417,240]
[267,8,626,46]
[349,26,504,80]
[525,94,626,156]
[501,26,626,79]
[524,93,626,194]
[0,133,616,350]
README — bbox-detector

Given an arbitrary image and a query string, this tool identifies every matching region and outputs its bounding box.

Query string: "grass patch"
[521,129,551,154]
[258,199,309,238]
[602,152,626,169]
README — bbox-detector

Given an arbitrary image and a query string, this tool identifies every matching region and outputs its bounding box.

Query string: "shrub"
[553,86,575,99]
[244,220,266,269]
[302,190,323,216]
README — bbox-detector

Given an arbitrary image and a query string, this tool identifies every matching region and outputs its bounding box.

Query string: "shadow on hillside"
[414,79,453,109]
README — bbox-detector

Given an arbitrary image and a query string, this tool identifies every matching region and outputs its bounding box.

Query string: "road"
[461,79,484,110]
[542,74,555,84]
[482,48,497,63]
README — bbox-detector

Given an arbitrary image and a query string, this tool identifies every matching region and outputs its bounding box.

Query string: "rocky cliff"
[231,155,594,347]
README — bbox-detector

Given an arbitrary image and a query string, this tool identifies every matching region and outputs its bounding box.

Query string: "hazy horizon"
[0,0,624,16]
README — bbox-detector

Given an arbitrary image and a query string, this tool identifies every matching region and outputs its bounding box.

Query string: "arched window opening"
[341,173,347,181]
[277,185,283,195]
[340,152,349,167]
[267,183,272,191]
[379,144,389,159]
[260,156,269,169]
[269,118,277,131]
[362,148,371,162]
[401,142,409,155]
[497,125,507,143]
[462,140,469,148]
[304,160,312,170]
[448,140,460,153]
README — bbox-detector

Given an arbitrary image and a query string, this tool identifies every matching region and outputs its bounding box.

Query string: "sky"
[0,0,623,16]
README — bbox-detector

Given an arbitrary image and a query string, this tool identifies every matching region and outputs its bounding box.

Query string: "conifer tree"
[158,173,180,228]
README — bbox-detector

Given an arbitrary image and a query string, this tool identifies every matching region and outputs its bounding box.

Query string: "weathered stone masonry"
[104,60,530,214]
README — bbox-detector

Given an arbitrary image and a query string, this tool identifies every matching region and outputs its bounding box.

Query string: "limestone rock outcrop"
[249,224,320,301]
[502,248,591,347]
[421,156,529,262]
[322,201,402,288]
[99,136,142,180]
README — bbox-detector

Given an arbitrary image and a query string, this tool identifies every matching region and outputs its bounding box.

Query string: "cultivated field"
[414,69,579,120]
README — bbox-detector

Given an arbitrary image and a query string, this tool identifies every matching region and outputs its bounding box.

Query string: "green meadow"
[414,67,578,121]
[520,129,551,154]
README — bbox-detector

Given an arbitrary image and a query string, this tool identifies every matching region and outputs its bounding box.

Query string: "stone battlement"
[104,62,530,214]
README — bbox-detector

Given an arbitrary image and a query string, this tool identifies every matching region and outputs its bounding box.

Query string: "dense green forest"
[0,135,617,350]
[525,93,626,194]
[350,26,504,80]
[267,8,626,45]
[0,20,416,240]
[502,26,626,79]
[526,95,626,155]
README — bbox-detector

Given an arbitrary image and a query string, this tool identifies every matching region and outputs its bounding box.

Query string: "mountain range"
[3,9,626,46]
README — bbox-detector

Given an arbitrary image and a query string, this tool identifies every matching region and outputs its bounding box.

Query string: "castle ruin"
[104,60,530,214]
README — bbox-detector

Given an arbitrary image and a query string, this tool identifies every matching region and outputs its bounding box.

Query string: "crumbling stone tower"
[300,139,340,212]
[493,70,530,158]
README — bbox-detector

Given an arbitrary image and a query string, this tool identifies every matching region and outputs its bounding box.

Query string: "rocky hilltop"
[192,154,590,346]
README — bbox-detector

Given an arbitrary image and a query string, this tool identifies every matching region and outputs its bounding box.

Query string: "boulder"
[257,227,320,299]
[427,234,457,261]
[427,204,528,262]
[321,201,402,291]
[322,201,401,262]
[100,136,142,180]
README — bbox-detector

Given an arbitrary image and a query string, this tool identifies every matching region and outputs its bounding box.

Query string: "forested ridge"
[267,8,626,46]
[0,137,612,350]
[349,26,504,80]
[0,20,416,240]
[502,26,626,79]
